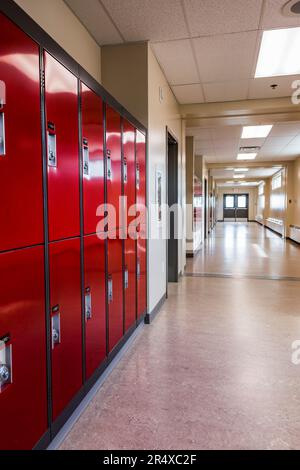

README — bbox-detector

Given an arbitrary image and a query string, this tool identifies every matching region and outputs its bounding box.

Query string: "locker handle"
[137,259,141,280]
[51,311,61,349]
[108,276,113,303]
[47,122,57,167]
[123,158,128,184]
[0,112,6,156]
[83,138,89,176]
[124,267,129,289]
[0,335,12,389]
[136,163,140,190]
[107,150,112,180]
[85,287,92,321]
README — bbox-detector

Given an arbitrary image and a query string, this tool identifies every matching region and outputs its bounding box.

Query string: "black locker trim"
[121,118,126,335]
[78,80,86,384]
[103,103,110,357]
[39,48,52,438]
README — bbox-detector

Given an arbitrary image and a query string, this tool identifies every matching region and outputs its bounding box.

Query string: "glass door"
[223,194,249,221]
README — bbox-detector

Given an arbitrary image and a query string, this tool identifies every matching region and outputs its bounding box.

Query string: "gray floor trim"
[185,272,300,282]
[47,321,145,450]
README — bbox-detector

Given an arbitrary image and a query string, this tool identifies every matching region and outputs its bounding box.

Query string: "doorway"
[167,131,178,283]
[223,194,249,221]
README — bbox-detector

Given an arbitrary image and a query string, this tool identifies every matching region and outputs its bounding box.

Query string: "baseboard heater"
[265,218,284,236]
[290,225,300,244]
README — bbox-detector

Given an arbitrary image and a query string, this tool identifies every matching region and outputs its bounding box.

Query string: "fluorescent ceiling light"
[237,153,257,160]
[241,125,273,139]
[234,168,249,172]
[226,181,234,183]
[255,27,300,77]
[234,174,245,179]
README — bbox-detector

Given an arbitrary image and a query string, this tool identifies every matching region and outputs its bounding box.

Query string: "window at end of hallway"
[272,173,282,190]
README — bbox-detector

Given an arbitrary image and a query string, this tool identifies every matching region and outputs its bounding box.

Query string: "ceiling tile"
[172,84,204,104]
[270,122,300,137]
[187,128,213,139]
[249,75,300,99]
[203,80,249,102]
[193,32,258,82]
[211,126,242,140]
[65,0,123,44]
[102,0,188,41]
[183,0,263,36]
[152,40,199,85]
[261,0,300,29]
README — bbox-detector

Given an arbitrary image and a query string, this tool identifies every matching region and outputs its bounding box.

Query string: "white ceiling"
[65,0,300,104]
[187,121,300,163]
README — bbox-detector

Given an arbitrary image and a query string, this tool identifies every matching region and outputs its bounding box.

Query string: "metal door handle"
[124,267,129,289]
[0,112,6,156]
[0,364,10,384]
[85,287,92,321]
[51,309,61,349]
[108,277,113,303]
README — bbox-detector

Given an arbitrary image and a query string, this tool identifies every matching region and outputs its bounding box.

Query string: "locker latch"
[107,149,112,180]
[0,335,12,392]
[83,138,89,176]
[47,122,57,167]
[137,258,141,280]
[85,287,92,321]
[124,266,129,289]
[51,305,61,349]
[136,163,140,190]
[0,110,6,156]
[123,158,128,184]
[108,275,113,303]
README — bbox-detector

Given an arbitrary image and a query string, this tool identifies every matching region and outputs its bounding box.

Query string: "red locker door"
[107,233,123,351]
[49,238,82,420]
[0,13,44,252]
[45,52,80,242]
[136,130,146,225]
[84,235,106,378]
[123,120,136,227]
[0,246,47,450]
[106,105,122,231]
[137,229,147,319]
[81,83,104,235]
[124,235,137,332]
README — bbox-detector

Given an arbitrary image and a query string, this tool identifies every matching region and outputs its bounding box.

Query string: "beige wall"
[14,0,102,82]
[291,158,300,227]
[101,43,148,128]
[147,45,185,310]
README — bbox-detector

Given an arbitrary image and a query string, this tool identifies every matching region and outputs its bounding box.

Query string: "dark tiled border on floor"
[185,272,300,282]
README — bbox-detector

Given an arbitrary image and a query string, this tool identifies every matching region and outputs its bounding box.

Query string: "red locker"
[84,235,106,378]
[136,130,146,225]
[106,105,122,231]
[0,13,44,252]
[81,83,104,235]
[107,232,123,351]
[49,238,82,420]
[45,52,80,242]
[0,246,47,450]
[124,234,137,332]
[123,120,136,227]
[137,226,147,319]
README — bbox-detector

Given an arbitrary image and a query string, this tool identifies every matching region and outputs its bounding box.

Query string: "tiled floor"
[60,222,300,450]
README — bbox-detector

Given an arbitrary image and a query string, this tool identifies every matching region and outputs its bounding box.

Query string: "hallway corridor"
[59,223,300,450]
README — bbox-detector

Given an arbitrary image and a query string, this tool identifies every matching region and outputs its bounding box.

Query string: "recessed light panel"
[234,168,249,172]
[255,27,300,77]
[241,125,273,139]
[237,154,257,160]
[234,174,245,179]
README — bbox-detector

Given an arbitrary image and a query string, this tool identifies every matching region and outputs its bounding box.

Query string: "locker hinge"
[40,70,45,89]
